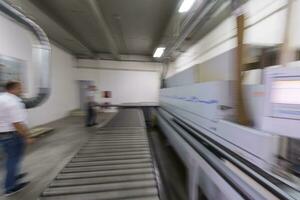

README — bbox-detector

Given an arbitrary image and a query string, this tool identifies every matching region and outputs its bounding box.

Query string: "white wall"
[76,59,162,104]
[167,0,295,78]
[28,45,79,127]
[0,13,79,127]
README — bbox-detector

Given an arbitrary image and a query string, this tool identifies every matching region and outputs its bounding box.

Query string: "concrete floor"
[0,112,115,200]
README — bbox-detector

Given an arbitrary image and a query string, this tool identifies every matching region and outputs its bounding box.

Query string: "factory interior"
[0,0,300,199]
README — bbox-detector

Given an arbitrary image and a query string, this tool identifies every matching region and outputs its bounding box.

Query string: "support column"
[232,0,251,125]
[280,0,296,65]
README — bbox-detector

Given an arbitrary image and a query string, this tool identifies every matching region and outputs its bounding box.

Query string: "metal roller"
[50,174,156,188]
[41,187,158,200]
[61,163,153,173]
[66,158,152,168]
[43,180,157,196]
[74,151,150,158]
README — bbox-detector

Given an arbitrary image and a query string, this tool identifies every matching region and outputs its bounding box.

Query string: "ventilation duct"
[0,0,51,109]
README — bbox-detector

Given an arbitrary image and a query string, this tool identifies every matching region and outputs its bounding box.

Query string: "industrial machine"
[262,63,300,177]
[244,63,300,174]
[262,63,300,138]
[157,63,300,200]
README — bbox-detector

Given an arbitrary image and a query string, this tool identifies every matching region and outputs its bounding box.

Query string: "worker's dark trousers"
[86,104,97,126]
[0,132,24,192]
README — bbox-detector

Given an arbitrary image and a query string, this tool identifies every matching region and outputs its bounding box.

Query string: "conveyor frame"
[39,109,163,200]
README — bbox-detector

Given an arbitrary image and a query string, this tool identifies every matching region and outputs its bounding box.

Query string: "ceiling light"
[179,0,196,13]
[153,47,166,58]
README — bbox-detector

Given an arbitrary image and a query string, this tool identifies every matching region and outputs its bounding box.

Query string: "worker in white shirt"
[0,81,33,195]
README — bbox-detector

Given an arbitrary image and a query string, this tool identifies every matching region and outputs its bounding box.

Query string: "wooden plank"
[235,13,250,125]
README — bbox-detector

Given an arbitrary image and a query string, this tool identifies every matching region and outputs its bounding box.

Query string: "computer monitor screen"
[271,80,300,105]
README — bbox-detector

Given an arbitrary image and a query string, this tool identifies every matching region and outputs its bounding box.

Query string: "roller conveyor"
[40,109,160,200]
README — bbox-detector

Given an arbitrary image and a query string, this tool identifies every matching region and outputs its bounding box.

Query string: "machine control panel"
[271,79,300,120]
[263,64,300,138]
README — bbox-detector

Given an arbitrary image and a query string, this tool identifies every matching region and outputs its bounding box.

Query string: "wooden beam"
[235,13,251,125]
[280,0,296,66]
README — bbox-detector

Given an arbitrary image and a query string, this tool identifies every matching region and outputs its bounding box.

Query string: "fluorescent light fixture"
[179,0,196,13]
[153,47,166,58]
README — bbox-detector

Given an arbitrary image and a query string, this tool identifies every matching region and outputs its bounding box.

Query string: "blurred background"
[0,0,300,199]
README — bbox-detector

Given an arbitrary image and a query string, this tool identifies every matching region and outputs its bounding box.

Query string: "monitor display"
[271,80,300,105]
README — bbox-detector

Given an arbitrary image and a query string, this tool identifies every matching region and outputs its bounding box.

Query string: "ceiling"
[8,0,178,60]
[5,0,241,62]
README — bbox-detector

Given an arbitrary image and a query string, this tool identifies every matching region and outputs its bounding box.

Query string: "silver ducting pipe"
[0,0,51,109]
[164,0,218,58]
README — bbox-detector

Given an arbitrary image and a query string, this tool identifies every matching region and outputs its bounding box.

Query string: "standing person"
[0,81,33,195]
[85,85,98,127]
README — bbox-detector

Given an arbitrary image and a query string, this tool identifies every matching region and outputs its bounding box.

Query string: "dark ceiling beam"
[28,0,95,57]
[85,0,121,60]
[153,0,184,61]
[95,53,156,62]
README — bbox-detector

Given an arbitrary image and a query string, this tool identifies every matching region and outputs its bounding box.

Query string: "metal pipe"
[0,0,51,109]
[164,0,218,58]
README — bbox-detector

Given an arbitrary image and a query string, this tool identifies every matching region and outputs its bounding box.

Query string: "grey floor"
[0,112,115,200]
